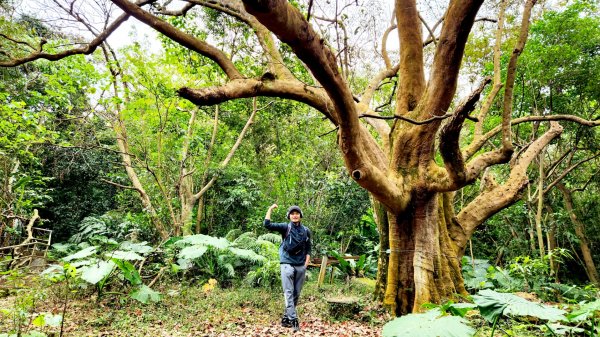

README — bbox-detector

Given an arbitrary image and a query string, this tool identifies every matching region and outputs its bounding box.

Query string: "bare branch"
[395,0,425,114]
[544,153,600,194]
[156,2,195,15]
[110,0,243,80]
[0,34,37,50]
[381,23,397,69]
[0,9,132,67]
[361,63,400,106]
[100,178,140,191]
[419,13,436,47]
[421,0,484,118]
[474,0,506,138]
[188,0,293,79]
[474,17,497,23]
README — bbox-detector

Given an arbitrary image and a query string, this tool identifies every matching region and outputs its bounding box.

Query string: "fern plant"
[225,229,243,242]
[172,233,269,285]
[244,259,281,288]
[258,233,282,245]
[69,213,151,245]
[69,216,110,244]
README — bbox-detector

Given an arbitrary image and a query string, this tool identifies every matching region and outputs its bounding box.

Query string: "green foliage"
[0,269,54,337]
[130,285,161,304]
[421,301,477,318]
[0,17,103,219]
[508,249,574,293]
[244,259,281,288]
[567,299,600,322]
[462,257,495,290]
[382,308,475,337]
[68,212,152,244]
[170,233,271,285]
[329,251,375,279]
[44,240,159,304]
[473,289,566,323]
[543,283,598,303]
[257,233,282,245]
[224,228,243,242]
[80,260,115,285]
[41,146,121,242]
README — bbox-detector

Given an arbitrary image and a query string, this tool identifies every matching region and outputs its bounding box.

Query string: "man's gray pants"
[280,264,306,320]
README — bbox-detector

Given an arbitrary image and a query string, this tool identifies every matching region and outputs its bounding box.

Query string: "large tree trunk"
[381,191,467,315]
[376,122,562,315]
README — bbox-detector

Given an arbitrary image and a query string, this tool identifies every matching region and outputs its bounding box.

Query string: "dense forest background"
[0,0,599,335]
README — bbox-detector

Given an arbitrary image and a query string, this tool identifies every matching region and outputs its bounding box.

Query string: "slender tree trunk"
[196,106,219,233]
[558,183,599,286]
[545,205,558,280]
[527,185,537,254]
[113,122,169,240]
[373,197,389,301]
[195,196,205,234]
[535,156,546,257]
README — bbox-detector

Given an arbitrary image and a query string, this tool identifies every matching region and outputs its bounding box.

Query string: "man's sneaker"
[281,316,292,328]
[291,319,300,332]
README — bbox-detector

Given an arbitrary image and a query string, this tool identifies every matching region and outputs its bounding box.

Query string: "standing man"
[264,204,312,332]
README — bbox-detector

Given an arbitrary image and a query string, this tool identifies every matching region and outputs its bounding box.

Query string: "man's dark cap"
[286,205,303,219]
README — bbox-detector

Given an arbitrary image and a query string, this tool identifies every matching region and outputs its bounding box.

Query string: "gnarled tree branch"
[434,77,491,191]
[464,114,600,159]
[451,121,563,253]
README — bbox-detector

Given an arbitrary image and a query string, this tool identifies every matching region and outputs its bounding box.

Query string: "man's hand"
[265,203,278,220]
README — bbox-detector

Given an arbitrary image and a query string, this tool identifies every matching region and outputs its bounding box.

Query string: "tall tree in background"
[1,0,598,314]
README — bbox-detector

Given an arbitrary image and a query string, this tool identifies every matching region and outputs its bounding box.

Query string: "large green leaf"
[178,245,208,260]
[176,234,230,249]
[566,299,600,321]
[449,303,478,318]
[120,241,153,254]
[473,289,566,322]
[80,260,115,284]
[228,247,267,263]
[383,309,475,337]
[105,250,144,261]
[112,259,142,286]
[51,242,75,253]
[61,246,97,262]
[547,323,585,335]
[32,313,62,327]
[130,285,161,304]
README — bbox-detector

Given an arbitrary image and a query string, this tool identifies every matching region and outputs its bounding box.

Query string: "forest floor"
[0,273,388,337]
